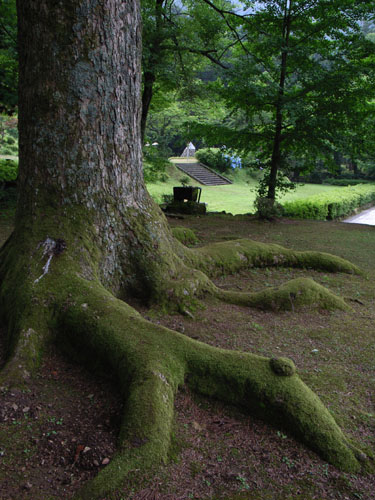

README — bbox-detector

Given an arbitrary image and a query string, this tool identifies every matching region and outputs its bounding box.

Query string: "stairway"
[175,162,232,186]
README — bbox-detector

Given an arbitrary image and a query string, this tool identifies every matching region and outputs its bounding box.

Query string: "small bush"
[195,148,232,173]
[161,193,174,204]
[179,176,191,187]
[254,196,284,220]
[0,115,18,156]
[0,159,18,183]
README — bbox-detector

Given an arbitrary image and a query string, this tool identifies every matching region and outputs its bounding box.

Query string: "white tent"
[181,142,196,158]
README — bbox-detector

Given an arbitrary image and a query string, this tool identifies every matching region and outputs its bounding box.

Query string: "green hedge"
[282,184,375,220]
[324,178,371,187]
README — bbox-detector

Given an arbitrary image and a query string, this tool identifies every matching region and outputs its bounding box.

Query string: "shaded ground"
[1,212,375,499]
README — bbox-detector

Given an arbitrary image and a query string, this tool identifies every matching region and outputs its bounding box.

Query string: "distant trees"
[0,0,17,113]
[191,0,375,205]
[141,0,234,143]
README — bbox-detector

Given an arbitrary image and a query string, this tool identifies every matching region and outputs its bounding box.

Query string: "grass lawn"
[146,160,346,215]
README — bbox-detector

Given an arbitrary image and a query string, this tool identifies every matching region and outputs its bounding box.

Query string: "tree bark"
[267,0,292,201]
[0,1,365,497]
[15,0,187,301]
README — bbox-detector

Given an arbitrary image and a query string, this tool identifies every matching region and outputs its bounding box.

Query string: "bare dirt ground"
[1,212,374,499]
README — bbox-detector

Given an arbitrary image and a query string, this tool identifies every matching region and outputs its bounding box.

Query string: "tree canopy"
[189,0,375,201]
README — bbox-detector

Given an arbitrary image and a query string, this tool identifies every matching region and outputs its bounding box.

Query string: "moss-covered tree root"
[51,275,360,499]
[0,229,365,499]
[190,239,362,277]
[163,237,360,312]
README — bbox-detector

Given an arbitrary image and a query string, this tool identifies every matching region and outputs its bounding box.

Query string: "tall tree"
[0,1,367,497]
[194,0,375,203]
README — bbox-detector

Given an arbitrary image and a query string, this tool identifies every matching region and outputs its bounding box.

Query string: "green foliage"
[0,0,17,113]
[195,147,231,173]
[325,178,371,187]
[254,196,284,220]
[192,0,375,201]
[0,158,17,207]
[179,176,190,187]
[146,93,227,155]
[143,148,169,183]
[0,158,17,182]
[283,184,375,220]
[0,114,18,155]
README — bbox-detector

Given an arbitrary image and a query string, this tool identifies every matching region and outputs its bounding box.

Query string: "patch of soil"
[0,333,121,499]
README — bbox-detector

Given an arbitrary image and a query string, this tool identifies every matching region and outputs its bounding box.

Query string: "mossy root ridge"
[191,239,362,277]
[50,276,360,499]
[172,226,199,246]
[214,277,350,311]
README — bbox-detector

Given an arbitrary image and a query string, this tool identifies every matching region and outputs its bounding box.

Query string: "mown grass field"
[146,161,347,215]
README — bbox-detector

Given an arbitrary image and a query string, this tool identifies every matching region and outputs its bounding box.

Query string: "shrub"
[282,184,375,220]
[0,159,18,183]
[0,159,18,208]
[179,176,191,187]
[254,196,284,220]
[195,148,232,173]
[0,115,18,156]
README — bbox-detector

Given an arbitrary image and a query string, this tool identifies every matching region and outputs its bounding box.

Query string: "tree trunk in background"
[267,0,292,201]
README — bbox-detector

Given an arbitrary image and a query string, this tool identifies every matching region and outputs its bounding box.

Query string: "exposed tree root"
[0,231,366,498]
[214,277,350,311]
[189,239,362,277]
[163,238,360,312]
[52,275,360,499]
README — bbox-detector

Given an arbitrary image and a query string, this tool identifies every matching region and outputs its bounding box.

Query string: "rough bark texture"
[0,1,367,497]
[16,0,185,299]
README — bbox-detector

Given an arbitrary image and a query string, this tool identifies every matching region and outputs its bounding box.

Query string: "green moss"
[193,239,362,277]
[270,357,296,376]
[185,347,360,473]
[171,226,198,246]
[0,205,366,498]
[215,277,350,311]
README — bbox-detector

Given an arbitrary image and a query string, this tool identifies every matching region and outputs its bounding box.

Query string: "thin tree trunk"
[267,0,292,201]
[141,70,157,143]
[333,151,342,176]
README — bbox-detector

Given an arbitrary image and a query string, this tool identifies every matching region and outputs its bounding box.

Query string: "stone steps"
[175,162,232,186]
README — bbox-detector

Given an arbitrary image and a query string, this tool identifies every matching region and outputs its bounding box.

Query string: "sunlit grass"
[146,163,346,215]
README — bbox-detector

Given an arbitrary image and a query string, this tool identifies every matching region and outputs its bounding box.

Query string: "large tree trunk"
[15,0,183,300]
[0,1,365,497]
